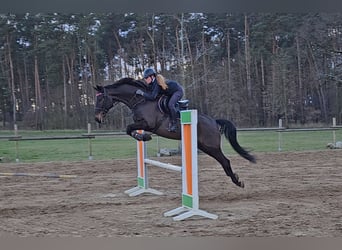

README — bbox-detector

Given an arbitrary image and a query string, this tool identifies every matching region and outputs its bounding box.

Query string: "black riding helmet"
[143,68,156,79]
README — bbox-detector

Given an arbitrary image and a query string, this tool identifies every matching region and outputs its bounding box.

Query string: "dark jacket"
[143,79,183,100]
[142,79,162,101]
[161,80,183,96]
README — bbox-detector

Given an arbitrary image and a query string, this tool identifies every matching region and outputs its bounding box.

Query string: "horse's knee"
[126,126,133,135]
[142,133,152,141]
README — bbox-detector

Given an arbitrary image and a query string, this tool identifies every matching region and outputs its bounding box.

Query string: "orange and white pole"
[164,110,217,220]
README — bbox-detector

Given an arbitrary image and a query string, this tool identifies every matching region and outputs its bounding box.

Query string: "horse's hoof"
[234,173,244,188]
[142,134,152,141]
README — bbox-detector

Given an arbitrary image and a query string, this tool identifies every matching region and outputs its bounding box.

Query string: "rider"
[135,68,184,132]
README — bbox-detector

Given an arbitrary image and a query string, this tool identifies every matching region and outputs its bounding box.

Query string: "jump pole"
[0,172,77,178]
[125,110,218,221]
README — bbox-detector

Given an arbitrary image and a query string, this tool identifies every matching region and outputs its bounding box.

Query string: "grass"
[0,128,341,163]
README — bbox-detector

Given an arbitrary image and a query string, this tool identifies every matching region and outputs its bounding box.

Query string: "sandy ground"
[0,150,341,237]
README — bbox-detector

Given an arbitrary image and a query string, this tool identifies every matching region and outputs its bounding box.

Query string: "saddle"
[157,95,189,117]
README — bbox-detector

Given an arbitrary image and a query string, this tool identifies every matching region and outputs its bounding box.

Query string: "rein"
[95,87,113,113]
[115,93,145,109]
[96,85,146,113]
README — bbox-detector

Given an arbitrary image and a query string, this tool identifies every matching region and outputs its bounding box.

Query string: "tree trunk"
[6,34,16,125]
[244,14,252,123]
[0,59,7,127]
[296,35,304,123]
[282,64,288,125]
[63,55,67,128]
[307,41,328,122]
[260,55,268,125]
[185,27,195,101]
[34,55,42,130]
[271,35,280,125]
[113,31,128,77]
[146,14,157,69]
[226,29,232,118]
[23,55,30,111]
[244,15,252,99]
[201,30,209,114]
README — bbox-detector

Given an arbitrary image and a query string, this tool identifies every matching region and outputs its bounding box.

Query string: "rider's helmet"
[143,68,156,79]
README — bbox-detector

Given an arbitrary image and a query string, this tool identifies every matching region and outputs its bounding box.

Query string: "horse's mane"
[105,77,147,90]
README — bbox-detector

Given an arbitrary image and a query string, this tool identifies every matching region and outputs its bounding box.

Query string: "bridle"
[95,87,113,114]
[95,84,147,115]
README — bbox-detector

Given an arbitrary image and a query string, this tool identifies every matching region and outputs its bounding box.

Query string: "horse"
[94,77,256,188]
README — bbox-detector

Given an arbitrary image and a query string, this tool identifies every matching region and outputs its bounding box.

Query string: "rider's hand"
[135,89,144,96]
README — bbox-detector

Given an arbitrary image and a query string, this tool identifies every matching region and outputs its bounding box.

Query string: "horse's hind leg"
[199,144,244,188]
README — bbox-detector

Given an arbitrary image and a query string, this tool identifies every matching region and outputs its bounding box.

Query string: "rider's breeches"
[168,90,183,121]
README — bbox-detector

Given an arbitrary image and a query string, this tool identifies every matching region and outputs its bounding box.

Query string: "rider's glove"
[135,89,144,96]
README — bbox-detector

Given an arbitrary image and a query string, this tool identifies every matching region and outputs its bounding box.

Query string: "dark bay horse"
[94,77,256,188]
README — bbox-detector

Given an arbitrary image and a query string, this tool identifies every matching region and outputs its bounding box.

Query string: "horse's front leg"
[126,122,152,141]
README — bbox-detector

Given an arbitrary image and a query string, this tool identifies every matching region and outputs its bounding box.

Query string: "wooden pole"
[278,119,283,151]
[332,117,336,145]
[88,123,93,160]
[14,124,19,162]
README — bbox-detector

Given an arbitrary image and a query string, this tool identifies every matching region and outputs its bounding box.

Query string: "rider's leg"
[167,91,182,132]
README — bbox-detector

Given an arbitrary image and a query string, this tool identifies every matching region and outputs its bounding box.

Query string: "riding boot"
[168,120,177,132]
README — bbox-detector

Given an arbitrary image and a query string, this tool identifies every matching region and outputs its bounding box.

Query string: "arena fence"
[1,118,341,162]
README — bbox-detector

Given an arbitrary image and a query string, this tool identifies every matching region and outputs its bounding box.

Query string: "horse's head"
[94,78,147,123]
[94,85,114,124]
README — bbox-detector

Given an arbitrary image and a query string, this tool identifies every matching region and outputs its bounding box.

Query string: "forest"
[0,13,342,130]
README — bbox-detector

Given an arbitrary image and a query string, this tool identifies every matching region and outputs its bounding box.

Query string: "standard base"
[164,206,218,221]
[124,186,163,197]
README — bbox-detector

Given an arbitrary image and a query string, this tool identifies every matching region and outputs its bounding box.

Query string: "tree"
[1,13,342,130]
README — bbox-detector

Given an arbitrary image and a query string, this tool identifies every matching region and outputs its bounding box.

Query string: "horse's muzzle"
[95,117,101,123]
[95,113,104,123]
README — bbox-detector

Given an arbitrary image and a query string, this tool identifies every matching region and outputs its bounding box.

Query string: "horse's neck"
[109,87,144,109]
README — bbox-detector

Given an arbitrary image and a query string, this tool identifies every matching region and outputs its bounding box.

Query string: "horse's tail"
[216,119,256,163]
